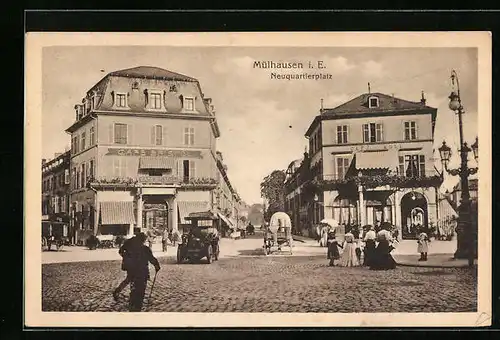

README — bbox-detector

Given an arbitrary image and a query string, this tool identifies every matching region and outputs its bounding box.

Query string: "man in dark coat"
[113,234,141,300]
[126,232,161,311]
[113,233,161,311]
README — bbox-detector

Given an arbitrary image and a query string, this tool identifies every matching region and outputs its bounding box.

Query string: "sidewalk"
[394,254,477,267]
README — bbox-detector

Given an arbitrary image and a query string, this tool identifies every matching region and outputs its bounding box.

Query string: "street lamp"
[438,70,479,267]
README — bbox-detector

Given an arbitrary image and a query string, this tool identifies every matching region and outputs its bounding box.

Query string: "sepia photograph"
[25,32,491,327]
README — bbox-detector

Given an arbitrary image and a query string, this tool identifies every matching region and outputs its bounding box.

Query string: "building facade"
[65,66,242,242]
[42,151,72,238]
[287,92,445,240]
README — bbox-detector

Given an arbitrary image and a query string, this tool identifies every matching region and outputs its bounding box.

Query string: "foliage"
[248,204,264,225]
[312,174,443,191]
[260,170,286,220]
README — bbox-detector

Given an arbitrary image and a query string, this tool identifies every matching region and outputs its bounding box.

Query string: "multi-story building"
[42,151,72,238]
[288,92,446,239]
[284,153,312,234]
[65,66,241,242]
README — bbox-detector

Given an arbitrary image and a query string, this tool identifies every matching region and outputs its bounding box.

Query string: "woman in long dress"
[338,231,360,267]
[370,226,397,270]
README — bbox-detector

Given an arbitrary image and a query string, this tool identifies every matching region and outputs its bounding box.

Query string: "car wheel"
[206,245,213,264]
[176,247,184,264]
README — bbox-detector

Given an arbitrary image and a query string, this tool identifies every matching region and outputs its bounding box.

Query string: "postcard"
[25,31,491,328]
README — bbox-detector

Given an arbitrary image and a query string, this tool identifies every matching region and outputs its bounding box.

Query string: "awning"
[217,212,234,228]
[177,201,210,223]
[139,156,175,169]
[100,201,136,225]
[355,151,396,171]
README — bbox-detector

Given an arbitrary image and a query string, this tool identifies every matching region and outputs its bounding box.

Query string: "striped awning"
[217,212,234,228]
[139,156,175,169]
[100,201,136,225]
[177,201,210,223]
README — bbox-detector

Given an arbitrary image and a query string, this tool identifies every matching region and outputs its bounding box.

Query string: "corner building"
[66,66,238,242]
[287,92,450,240]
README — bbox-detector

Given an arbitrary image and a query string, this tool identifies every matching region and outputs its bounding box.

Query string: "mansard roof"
[109,66,197,82]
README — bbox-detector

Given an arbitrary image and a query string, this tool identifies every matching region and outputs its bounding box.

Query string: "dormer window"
[184,97,195,111]
[368,96,379,108]
[112,91,129,109]
[116,93,127,107]
[145,89,165,111]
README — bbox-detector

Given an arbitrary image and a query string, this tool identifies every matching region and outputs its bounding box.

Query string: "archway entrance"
[142,195,170,234]
[401,192,428,240]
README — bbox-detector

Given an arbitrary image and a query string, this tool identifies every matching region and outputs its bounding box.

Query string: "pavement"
[42,233,473,268]
[41,231,477,312]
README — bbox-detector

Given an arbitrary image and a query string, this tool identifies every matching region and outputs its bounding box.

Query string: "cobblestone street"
[42,240,477,313]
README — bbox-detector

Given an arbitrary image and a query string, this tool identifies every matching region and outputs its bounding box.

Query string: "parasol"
[320,218,340,229]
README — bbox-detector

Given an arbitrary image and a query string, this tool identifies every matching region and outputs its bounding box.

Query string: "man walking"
[113,233,140,301]
[123,232,161,312]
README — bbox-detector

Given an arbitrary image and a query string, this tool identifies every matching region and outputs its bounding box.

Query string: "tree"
[248,204,264,225]
[260,170,286,220]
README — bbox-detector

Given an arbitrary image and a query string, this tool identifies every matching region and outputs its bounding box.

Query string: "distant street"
[42,231,477,313]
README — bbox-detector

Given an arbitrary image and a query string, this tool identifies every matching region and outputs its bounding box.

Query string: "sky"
[42,46,479,205]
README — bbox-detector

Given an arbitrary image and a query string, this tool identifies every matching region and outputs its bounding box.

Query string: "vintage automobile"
[263,212,293,255]
[42,221,69,251]
[177,211,221,264]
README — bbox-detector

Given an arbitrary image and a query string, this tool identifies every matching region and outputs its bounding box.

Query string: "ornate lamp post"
[438,70,478,267]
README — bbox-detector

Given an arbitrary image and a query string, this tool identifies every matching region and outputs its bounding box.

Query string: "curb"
[396,262,477,268]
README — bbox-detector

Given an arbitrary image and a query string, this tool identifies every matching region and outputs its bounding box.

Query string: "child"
[417,231,430,261]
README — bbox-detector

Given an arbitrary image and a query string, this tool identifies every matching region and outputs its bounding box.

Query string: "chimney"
[320,98,324,114]
[42,159,47,165]
[420,91,426,105]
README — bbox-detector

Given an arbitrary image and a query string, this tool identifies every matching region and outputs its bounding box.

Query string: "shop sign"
[106,148,202,158]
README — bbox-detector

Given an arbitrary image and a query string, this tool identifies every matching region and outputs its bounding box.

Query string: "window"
[399,154,426,177]
[404,121,418,140]
[337,125,348,144]
[335,157,351,179]
[89,159,94,180]
[180,159,196,182]
[369,96,379,108]
[184,97,195,111]
[64,169,70,184]
[155,125,162,145]
[151,93,162,109]
[81,131,86,151]
[113,157,127,177]
[81,163,86,188]
[76,168,80,189]
[90,127,95,145]
[184,127,195,145]
[114,123,128,144]
[75,135,80,153]
[116,93,127,107]
[71,168,76,190]
[363,123,383,143]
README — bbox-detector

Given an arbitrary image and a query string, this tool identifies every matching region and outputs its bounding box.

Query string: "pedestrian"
[363,225,376,267]
[417,231,430,261]
[370,223,396,270]
[327,229,341,266]
[124,232,161,312]
[161,228,169,252]
[146,228,155,250]
[113,234,141,301]
[338,229,360,267]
